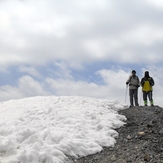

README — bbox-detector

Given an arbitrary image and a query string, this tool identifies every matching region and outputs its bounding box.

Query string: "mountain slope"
[75,106,163,163]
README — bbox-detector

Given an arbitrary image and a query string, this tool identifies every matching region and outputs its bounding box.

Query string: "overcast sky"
[0,0,163,106]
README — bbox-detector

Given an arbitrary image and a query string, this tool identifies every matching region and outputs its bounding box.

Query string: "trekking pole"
[125,85,128,103]
[140,91,142,106]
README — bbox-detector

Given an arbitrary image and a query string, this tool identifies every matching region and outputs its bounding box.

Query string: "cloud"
[18,75,49,96]
[46,78,101,97]
[96,69,129,86]
[0,0,163,107]
[0,0,163,68]
[144,0,163,10]
[0,65,163,107]
[0,67,130,103]
[0,75,50,101]
[45,68,130,104]
[18,66,41,78]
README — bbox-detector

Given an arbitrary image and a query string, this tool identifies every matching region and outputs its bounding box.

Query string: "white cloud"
[0,75,50,101]
[45,78,103,98]
[18,66,41,78]
[18,75,49,96]
[96,69,129,86]
[0,0,163,67]
[145,0,163,10]
[53,62,73,79]
[0,85,23,101]
[0,66,163,107]
[45,68,130,104]
[0,0,163,107]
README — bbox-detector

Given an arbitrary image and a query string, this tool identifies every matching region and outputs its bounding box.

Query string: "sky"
[0,0,163,106]
[0,96,126,163]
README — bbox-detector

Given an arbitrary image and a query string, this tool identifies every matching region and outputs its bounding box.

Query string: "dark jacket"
[141,77,154,92]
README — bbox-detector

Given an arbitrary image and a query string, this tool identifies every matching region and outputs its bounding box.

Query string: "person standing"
[140,71,154,106]
[126,70,140,107]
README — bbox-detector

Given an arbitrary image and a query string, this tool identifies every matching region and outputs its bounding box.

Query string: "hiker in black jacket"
[140,71,155,106]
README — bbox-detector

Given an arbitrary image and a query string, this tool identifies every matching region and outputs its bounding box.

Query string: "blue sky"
[0,0,163,106]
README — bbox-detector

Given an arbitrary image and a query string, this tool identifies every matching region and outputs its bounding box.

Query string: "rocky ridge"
[73,105,163,163]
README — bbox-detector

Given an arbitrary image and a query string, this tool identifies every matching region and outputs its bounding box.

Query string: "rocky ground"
[71,105,163,163]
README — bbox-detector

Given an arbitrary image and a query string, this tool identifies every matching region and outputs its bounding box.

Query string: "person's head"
[132,70,136,76]
[145,71,149,77]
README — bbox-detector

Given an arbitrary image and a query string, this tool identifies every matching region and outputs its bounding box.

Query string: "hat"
[132,70,136,73]
[145,71,149,77]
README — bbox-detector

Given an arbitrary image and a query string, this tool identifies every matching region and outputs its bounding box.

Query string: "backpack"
[142,77,153,92]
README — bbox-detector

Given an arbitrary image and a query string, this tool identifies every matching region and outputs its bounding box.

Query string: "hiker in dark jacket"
[141,71,154,106]
[126,70,140,107]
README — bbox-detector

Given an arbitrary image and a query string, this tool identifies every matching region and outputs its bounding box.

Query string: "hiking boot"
[130,105,134,107]
[144,100,147,106]
[151,104,154,106]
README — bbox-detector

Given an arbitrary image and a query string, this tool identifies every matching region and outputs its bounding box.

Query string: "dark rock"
[144,155,151,161]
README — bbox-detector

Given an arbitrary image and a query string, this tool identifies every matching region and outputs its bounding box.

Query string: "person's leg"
[148,91,154,106]
[143,91,148,106]
[134,89,139,106]
[129,89,134,106]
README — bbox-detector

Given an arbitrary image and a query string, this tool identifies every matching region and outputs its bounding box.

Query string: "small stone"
[138,131,145,136]
[116,159,127,163]
[147,123,153,128]
[160,148,163,151]
[110,155,116,161]
[159,128,163,135]
[152,139,158,143]
[134,145,138,149]
[127,135,132,140]
[144,155,151,161]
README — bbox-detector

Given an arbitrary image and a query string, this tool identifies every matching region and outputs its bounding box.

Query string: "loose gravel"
[72,105,163,163]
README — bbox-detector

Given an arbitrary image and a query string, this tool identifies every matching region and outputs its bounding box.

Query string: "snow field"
[0,96,126,163]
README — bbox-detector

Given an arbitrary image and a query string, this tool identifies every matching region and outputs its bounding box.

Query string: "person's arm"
[140,78,145,86]
[126,75,132,85]
[137,77,140,87]
[150,77,154,86]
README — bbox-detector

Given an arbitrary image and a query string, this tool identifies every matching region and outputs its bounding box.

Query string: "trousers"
[129,89,139,106]
[143,91,153,105]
